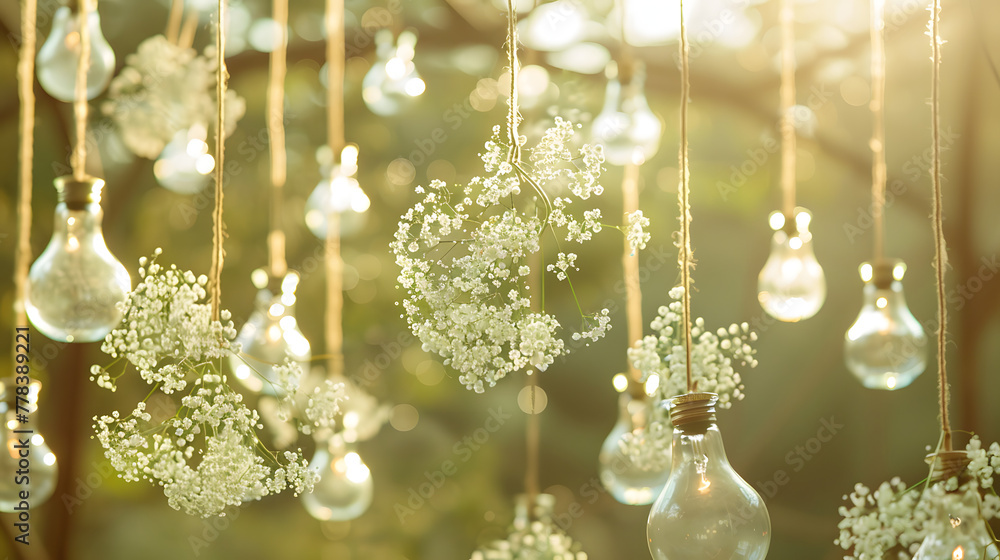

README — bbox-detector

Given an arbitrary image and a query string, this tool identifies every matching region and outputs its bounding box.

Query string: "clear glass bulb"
[599,389,670,506]
[912,490,993,560]
[648,393,770,560]
[230,270,311,397]
[36,5,116,102]
[305,145,370,239]
[153,125,216,194]
[25,176,131,343]
[362,29,425,117]
[757,207,826,322]
[301,435,373,521]
[0,379,58,512]
[845,259,928,390]
[592,61,662,166]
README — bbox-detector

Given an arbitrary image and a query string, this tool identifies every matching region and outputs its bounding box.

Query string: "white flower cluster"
[90,252,322,517]
[471,518,588,560]
[393,118,622,392]
[303,379,347,430]
[625,210,650,253]
[94,249,236,394]
[622,286,758,470]
[102,35,246,159]
[835,437,1000,559]
[628,287,757,407]
[618,418,673,473]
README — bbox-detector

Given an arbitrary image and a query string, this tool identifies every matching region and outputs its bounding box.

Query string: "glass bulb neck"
[55,175,105,210]
[868,259,902,289]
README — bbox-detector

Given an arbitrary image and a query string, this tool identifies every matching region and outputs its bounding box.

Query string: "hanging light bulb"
[757,207,826,322]
[844,259,928,390]
[230,269,311,396]
[592,61,662,166]
[0,379,58,512]
[362,29,425,117]
[301,433,373,521]
[153,124,216,194]
[25,176,131,343]
[598,378,670,506]
[304,144,370,239]
[36,3,116,102]
[912,488,993,560]
[647,393,770,560]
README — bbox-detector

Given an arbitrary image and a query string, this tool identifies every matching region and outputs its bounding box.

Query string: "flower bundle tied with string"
[87,0,343,518]
[392,4,646,393]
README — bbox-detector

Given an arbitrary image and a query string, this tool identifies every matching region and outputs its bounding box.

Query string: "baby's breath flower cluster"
[622,286,758,470]
[102,35,245,159]
[471,502,588,560]
[90,252,330,517]
[393,118,644,392]
[835,437,1000,559]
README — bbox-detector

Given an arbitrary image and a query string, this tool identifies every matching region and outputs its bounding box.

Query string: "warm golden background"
[0,0,999,558]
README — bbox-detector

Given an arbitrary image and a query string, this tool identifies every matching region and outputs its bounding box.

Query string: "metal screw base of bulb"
[925,450,972,482]
[668,392,718,427]
[55,175,104,209]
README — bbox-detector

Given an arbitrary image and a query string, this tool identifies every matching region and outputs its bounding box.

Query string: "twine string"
[71,0,92,181]
[209,0,228,321]
[505,0,520,164]
[928,0,951,451]
[779,0,796,222]
[870,0,887,261]
[678,0,694,392]
[14,0,38,329]
[267,0,289,278]
[324,0,346,380]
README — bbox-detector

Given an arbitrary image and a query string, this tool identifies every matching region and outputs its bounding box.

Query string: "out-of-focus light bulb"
[758,207,826,322]
[845,259,927,390]
[153,125,215,194]
[230,270,311,396]
[0,380,58,512]
[520,0,587,52]
[36,5,116,102]
[912,489,993,560]
[362,29,424,116]
[647,393,770,560]
[305,145,370,238]
[26,176,131,343]
[599,391,670,506]
[301,435,373,521]
[592,61,661,166]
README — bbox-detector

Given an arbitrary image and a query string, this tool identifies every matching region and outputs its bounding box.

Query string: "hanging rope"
[209,0,228,321]
[623,162,644,395]
[324,0,345,379]
[870,0,887,262]
[616,0,644,396]
[928,0,951,451]
[505,0,541,511]
[71,0,93,181]
[14,0,37,329]
[505,0,521,164]
[677,0,695,392]
[166,0,183,44]
[525,369,540,508]
[267,0,288,278]
[779,0,796,223]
